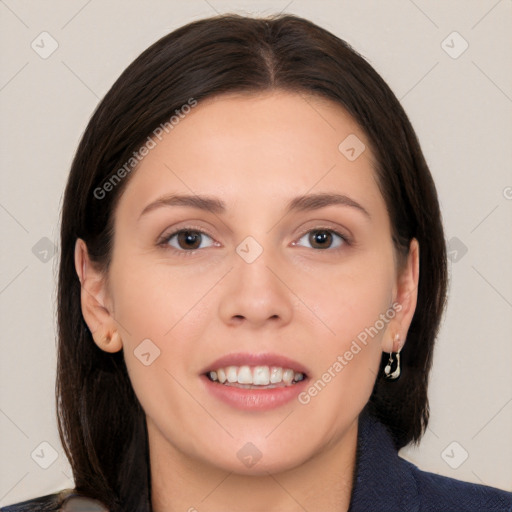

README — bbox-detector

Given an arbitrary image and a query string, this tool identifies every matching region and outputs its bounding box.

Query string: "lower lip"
[201,375,308,411]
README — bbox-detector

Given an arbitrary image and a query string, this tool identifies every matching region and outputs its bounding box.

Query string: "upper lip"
[201,352,309,376]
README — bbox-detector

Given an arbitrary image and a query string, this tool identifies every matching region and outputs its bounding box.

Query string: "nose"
[217,247,294,329]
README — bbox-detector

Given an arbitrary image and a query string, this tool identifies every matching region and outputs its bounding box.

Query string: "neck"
[149,418,358,512]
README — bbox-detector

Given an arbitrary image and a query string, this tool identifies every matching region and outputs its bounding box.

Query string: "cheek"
[294,247,395,343]
[108,255,223,392]
[109,255,214,343]
[110,261,216,445]
[292,281,391,439]
[291,247,394,400]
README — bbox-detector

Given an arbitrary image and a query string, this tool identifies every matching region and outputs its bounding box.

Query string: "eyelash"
[157,226,351,257]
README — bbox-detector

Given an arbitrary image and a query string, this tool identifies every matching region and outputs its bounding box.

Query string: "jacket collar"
[348,408,419,512]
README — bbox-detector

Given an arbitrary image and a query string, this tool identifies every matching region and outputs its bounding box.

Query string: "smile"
[207,365,306,388]
[201,353,310,410]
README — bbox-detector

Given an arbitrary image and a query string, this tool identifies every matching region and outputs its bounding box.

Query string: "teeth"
[282,369,294,384]
[226,366,238,383]
[237,366,252,384]
[253,366,270,385]
[270,367,282,383]
[217,368,227,383]
[207,365,305,386]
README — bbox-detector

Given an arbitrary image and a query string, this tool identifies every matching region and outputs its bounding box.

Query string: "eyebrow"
[138,192,371,220]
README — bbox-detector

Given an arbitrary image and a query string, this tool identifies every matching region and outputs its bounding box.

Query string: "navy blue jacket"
[348,410,512,511]
[3,410,511,511]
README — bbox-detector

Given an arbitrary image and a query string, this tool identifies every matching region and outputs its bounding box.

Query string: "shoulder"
[351,409,512,512]
[400,456,512,512]
[1,490,108,512]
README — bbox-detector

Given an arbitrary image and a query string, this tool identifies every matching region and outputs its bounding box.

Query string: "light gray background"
[1,0,511,506]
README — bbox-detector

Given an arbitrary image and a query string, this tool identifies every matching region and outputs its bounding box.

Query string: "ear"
[74,238,123,353]
[381,238,420,353]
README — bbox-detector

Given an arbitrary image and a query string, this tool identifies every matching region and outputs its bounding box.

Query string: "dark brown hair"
[56,13,447,511]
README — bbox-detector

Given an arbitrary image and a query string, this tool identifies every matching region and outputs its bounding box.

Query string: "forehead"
[116,90,382,218]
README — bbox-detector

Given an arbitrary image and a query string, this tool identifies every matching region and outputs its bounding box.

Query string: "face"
[77,90,418,476]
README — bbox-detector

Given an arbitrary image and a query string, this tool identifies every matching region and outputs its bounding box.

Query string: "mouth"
[200,353,309,410]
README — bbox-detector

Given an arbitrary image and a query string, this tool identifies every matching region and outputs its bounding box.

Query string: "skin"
[75,90,419,512]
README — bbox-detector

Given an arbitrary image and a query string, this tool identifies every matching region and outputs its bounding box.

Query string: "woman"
[3,13,511,512]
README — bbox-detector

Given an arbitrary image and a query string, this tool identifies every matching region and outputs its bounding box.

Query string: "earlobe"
[94,329,123,354]
[74,238,123,353]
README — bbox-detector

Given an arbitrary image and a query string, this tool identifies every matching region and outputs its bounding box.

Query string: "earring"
[384,333,402,380]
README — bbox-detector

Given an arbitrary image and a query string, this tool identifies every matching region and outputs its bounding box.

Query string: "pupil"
[311,231,331,248]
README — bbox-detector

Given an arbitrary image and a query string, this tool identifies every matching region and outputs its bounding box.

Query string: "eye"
[161,229,216,251]
[294,229,347,250]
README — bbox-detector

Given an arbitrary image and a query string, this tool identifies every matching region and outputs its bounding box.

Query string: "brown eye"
[309,230,332,248]
[177,231,202,249]
[164,230,215,251]
[296,229,346,250]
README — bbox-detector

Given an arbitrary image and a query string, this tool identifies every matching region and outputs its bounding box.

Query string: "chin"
[195,437,315,476]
